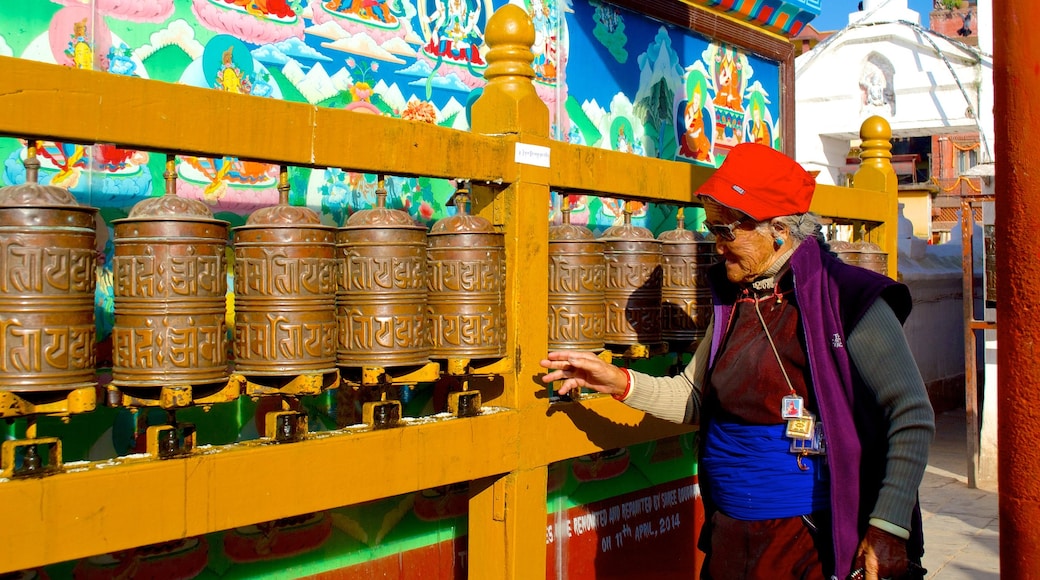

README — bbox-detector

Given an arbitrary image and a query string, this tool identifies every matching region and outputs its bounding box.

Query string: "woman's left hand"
[852,525,909,579]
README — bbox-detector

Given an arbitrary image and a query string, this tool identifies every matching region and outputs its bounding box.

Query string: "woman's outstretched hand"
[540,351,629,397]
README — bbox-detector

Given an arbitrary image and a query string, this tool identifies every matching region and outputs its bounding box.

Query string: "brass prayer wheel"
[832,240,888,276]
[111,158,230,390]
[658,208,714,344]
[426,188,506,359]
[0,144,98,393]
[851,242,888,275]
[336,177,428,368]
[548,204,605,351]
[600,204,662,346]
[828,239,856,267]
[233,169,337,376]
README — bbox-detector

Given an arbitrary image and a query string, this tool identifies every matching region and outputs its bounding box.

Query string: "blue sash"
[701,420,830,520]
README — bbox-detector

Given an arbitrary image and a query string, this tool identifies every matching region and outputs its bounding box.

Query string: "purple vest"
[708,239,915,576]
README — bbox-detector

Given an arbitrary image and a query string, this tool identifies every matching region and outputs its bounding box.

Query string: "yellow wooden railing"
[0,5,898,577]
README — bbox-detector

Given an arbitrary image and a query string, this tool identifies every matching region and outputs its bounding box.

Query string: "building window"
[957,146,978,174]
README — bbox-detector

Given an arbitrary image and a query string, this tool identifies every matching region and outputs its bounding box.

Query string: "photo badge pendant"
[781,395,804,419]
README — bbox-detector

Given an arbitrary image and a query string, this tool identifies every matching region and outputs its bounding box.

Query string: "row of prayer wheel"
[548,205,716,351]
[111,172,507,392]
[0,153,507,398]
[0,150,707,400]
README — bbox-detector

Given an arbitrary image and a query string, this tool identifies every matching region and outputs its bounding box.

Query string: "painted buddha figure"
[616,125,632,154]
[679,86,712,162]
[713,50,743,111]
[531,0,558,82]
[216,45,251,94]
[427,0,484,65]
[746,97,772,146]
[66,19,93,70]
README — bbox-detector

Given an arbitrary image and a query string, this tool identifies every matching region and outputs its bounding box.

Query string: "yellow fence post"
[852,116,899,279]
[467,5,551,579]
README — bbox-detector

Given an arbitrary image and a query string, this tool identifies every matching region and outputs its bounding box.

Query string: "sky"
[811,0,935,31]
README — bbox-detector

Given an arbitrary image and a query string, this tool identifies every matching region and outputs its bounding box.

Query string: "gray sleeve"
[622,321,711,425]
[848,299,936,533]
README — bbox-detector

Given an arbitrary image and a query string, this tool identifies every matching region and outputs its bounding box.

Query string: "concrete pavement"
[919,409,999,578]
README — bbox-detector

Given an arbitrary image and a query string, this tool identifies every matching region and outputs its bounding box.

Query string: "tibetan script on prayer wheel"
[426,190,506,359]
[600,205,662,346]
[234,192,337,377]
[0,148,98,393]
[337,181,429,368]
[112,189,230,389]
[548,205,605,351]
[658,210,714,345]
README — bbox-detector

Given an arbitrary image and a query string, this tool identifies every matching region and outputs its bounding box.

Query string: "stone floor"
[919,409,999,578]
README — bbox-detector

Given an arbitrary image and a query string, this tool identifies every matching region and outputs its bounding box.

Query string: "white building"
[794,0,991,189]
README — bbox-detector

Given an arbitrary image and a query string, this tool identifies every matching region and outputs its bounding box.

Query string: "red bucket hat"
[696,143,816,221]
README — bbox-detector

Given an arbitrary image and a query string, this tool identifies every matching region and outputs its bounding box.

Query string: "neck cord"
[753,297,795,396]
[755,296,814,471]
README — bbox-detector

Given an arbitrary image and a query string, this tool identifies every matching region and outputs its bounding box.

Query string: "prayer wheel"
[658,208,714,344]
[548,205,605,351]
[337,178,428,368]
[0,145,98,393]
[600,205,662,346]
[111,160,230,390]
[233,169,337,376]
[832,240,888,276]
[426,189,506,359]
[852,242,889,275]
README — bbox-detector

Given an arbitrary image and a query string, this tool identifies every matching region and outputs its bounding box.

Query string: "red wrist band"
[613,368,632,401]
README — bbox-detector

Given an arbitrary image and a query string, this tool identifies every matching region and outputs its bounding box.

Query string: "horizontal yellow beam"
[812,183,891,224]
[0,409,519,573]
[0,57,715,204]
[0,56,510,182]
[549,141,714,204]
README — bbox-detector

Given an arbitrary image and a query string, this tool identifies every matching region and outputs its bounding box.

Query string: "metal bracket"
[1,437,62,478]
[448,390,482,418]
[146,424,197,459]
[107,380,241,409]
[264,410,308,443]
[363,400,401,430]
[240,369,340,397]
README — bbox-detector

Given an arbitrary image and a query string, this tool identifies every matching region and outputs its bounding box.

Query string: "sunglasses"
[702,217,748,241]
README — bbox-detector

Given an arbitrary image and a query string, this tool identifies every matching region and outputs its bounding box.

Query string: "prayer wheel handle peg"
[145,423,197,459]
[0,418,63,478]
[440,359,482,418]
[363,391,402,430]
[257,396,308,444]
[357,368,401,430]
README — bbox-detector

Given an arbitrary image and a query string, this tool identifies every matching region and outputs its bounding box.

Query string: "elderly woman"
[541,143,934,580]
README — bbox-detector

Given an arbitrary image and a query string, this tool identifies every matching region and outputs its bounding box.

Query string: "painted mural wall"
[0,1,783,577]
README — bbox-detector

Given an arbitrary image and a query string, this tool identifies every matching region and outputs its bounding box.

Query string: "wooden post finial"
[484,4,536,87]
[470,4,549,136]
[852,115,898,279]
[859,115,893,167]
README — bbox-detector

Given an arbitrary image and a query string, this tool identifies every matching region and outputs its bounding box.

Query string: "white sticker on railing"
[515,143,550,168]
